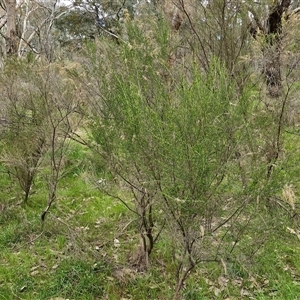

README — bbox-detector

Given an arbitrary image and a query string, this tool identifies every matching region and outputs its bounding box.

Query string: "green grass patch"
[0,141,300,300]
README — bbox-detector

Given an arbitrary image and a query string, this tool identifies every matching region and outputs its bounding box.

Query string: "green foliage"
[55,9,97,47]
[75,13,300,297]
[1,2,300,299]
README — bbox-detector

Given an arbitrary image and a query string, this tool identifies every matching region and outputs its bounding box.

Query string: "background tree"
[0,0,70,60]
[54,0,138,48]
[248,0,292,97]
[5,0,17,55]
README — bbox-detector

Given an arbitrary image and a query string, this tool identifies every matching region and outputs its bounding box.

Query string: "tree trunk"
[264,0,291,97]
[6,0,17,56]
[249,0,292,97]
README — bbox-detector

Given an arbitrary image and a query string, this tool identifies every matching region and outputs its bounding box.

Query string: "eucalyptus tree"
[54,0,139,47]
[5,0,17,55]
[0,0,70,59]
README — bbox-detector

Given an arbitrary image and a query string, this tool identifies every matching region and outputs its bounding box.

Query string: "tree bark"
[264,0,291,97]
[6,0,17,56]
[249,1,292,97]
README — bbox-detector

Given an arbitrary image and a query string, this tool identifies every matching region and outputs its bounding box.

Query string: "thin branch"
[178,0,209,72]
[153,218,166,244]
[212,197,250,233]
[105,191,139,216]
[12,231,44,250]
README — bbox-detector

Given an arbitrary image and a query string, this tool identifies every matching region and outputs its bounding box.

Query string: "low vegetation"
[1,1,300,299]
[0,140,300,299]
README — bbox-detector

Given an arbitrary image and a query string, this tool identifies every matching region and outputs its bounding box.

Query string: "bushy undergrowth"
[0,151,300,299]
[1,10,300,300]
[72,16,300,297]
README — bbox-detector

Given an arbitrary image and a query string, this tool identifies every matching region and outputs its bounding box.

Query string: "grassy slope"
[0,143,300,300]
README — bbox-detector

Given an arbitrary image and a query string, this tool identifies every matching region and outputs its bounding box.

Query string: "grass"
[0,143,300,299]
